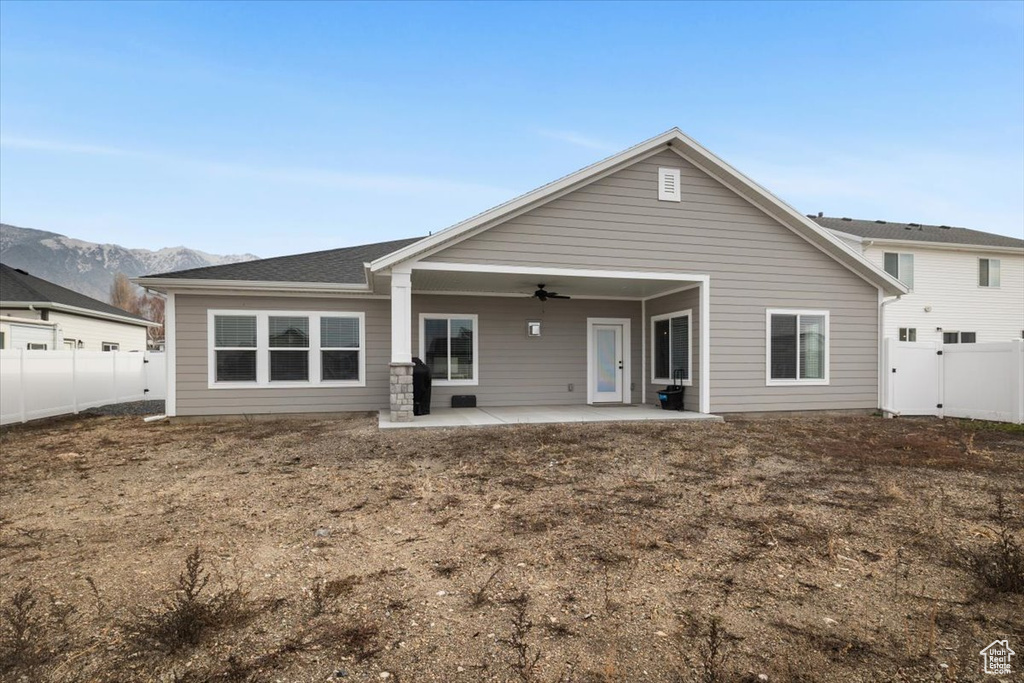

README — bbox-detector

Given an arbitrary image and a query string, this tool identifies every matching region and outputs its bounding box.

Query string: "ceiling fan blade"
[548,293,571,299]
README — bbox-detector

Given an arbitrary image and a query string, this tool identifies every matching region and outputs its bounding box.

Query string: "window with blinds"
[321,316,360,381]
[209,311,364,387]
[767,310,829,385]
[214,314,257,382]
[651,310,691,383]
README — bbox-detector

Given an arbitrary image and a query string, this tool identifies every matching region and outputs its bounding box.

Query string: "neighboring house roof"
[368,128,908,296]
[139,237,422,286]
[0,263,155,326]
[813,216,1024,250]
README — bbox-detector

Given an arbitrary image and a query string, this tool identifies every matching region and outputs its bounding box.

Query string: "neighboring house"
[137,128,911,422]
[0,264,156,351]
[815,217,1024,344]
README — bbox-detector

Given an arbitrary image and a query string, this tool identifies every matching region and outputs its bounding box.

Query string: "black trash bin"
[657,369,686,411]
[412,357,432,416]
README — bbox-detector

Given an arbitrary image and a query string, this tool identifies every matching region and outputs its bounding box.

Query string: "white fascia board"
[824,228,866,244]
[0,314,58,328]
[0,301,157,327]
[410,260,708,282]
[860,238,1024,255]
[132,277,374,295]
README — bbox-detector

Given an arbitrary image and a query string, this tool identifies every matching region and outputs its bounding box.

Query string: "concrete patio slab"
[378,403,722,429]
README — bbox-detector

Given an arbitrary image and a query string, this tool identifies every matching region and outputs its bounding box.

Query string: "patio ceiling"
[409,268,696,300]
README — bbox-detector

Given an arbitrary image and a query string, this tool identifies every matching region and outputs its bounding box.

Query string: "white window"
[102,342,120,352]
[650,309,692,385]
[419,314,478,385]
[27,342,47,350]
[208,310,365,388]
[766,309,829,386]
[943,331,976,344]
[883,252,914,290]
[898,328,917,342]
[979,258,1000,288]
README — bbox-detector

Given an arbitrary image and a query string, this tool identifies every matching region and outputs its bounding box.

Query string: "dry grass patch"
[0,414,1021,681]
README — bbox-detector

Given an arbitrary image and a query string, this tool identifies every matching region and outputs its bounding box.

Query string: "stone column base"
[389,362,415,422]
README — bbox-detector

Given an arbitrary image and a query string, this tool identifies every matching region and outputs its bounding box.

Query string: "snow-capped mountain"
[0,223,258,302]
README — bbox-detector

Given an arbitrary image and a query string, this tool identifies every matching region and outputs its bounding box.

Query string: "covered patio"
[379,402,722,429]
[386,262,710,422]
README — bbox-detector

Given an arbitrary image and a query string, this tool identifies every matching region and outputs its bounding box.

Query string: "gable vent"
[658,167,681,202]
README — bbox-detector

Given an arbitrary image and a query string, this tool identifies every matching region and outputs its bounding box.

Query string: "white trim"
[586,317,632,404]
[418,313,480,386]
[410,261,707,282]
[0,301,157,327]
[978,257,1001,289]
[700,280,710,414]
[640,299,646,405]
[765,308,831,386]
[411,289,643,301]
[370,128,907,296]
[641,282,702,301]
[650,309,693,386]
[133,277,373,294]
[391,269,413,363]
[206,309,366,389]
[165,292,177,417]
[859,238,1024,255]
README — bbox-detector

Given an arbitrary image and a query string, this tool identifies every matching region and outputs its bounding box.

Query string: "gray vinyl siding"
[412,295,640,407]
[174,294,392,416]
[425,149,880,413]
[174,293,643,416]
[646,287,700,412]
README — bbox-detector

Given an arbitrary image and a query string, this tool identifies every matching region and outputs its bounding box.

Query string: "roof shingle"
[812,216,1024,249]
[141,237,423,284]
[0,263,152,324]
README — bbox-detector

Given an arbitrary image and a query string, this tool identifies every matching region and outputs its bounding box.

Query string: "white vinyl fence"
[0,350,166,425]
[884,338,1024,424]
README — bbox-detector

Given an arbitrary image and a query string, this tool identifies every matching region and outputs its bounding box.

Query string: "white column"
[700,277,710,414]
[390,268,413,363]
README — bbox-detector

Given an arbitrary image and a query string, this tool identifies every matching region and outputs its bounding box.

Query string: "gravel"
[82,400,165,417]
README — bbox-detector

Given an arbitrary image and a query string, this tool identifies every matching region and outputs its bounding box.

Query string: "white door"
[591,323,624,403]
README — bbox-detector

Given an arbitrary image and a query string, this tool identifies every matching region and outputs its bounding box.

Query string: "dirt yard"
[1,413,1022,682]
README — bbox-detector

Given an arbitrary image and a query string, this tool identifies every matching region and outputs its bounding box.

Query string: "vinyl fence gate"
[0,350,166,425]
[883,338,1024,424]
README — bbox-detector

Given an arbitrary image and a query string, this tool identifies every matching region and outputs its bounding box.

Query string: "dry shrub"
[127,547,245,652]
[961,493,1024,595]
[0,583,78,676]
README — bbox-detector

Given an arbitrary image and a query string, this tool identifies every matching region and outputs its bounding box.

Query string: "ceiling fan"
[531,284,571,302]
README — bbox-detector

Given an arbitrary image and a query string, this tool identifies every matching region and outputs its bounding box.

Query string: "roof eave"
[133,277,375,295]
[0,301,157,326]
[857,237,1024,254]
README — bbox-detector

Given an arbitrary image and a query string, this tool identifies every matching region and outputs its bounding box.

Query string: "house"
[815,217,1024,344]
[136,128,911,422]
[0,264,156,351]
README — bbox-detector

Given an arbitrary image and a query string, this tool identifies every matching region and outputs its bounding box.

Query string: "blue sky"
[1,1,1022,257]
